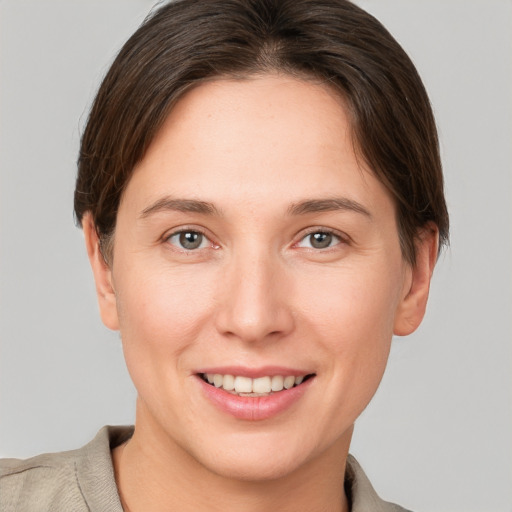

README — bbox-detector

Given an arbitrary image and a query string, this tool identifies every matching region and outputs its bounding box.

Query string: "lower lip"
[198,376,314,421]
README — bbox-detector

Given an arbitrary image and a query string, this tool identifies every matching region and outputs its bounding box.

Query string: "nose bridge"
[215,241,294,342]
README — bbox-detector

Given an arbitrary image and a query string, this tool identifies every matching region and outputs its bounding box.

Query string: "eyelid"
[293,226,350,249]
[162,225,219,250]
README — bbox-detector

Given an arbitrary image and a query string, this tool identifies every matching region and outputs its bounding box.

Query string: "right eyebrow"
[139,197,221,219]
[287,197,372,219]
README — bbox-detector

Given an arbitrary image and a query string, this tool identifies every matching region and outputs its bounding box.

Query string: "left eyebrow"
[139,197,222,219]
[287,197,373,219]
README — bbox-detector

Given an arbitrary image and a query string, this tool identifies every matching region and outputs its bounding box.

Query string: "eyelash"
[164,226,348,253]
[164,227,217,252]
[294,228,348,251]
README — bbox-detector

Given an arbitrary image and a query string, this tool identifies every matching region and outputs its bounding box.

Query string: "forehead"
[121,74,392,218]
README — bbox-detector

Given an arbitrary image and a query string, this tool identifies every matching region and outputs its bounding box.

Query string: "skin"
[84,74,438,512]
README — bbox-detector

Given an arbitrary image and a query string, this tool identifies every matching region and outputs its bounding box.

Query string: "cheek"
[296,260,403,385]
[113,265,217,375]
[299,260,402,337]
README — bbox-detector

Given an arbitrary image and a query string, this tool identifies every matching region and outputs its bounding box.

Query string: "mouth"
[199,372,315,397]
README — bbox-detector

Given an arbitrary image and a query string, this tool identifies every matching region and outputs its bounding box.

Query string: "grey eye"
[297,231,341,249]
[168,231,207,250]
[309,232,333,249]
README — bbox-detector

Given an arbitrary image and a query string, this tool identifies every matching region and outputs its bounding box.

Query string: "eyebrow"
[139,197,221,218]
[287,198,372,218]
[139,196,371,220]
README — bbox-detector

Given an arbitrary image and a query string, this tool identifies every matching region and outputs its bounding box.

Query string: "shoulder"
[346,455,413,512]
[0,426,133,512]
[0,444,89,511]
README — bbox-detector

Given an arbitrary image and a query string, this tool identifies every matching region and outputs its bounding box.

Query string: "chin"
[201,449,308,482]
[182,429,330,483]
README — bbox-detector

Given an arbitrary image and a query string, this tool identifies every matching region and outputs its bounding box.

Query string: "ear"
[394,223,439,336]
[82,212,119,330]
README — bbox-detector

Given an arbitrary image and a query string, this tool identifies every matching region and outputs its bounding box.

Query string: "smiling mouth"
[199,373,315,397]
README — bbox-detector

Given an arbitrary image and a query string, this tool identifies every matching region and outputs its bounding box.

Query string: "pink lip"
[196,372,314,421]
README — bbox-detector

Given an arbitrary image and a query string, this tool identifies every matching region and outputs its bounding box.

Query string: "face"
[87,75,434,481]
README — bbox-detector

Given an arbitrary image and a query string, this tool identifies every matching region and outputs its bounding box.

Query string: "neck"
[113,401,352,512]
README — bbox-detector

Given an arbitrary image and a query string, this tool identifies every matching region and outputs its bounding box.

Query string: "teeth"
[222,374,235,391]
[271,375,284,392]
[283,376,295,389]
[234,376,252,393]
[253,376,271,393]
[213,374,223,387]
[202,373,309,394]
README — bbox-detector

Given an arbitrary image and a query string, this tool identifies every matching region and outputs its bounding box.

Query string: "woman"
[0,0,448,510]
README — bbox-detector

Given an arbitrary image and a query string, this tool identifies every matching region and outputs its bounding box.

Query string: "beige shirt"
[0,426,411,511]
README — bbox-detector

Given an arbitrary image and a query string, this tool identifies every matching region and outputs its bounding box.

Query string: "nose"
[214,247,295,344]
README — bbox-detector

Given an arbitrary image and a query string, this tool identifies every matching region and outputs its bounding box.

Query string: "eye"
[296,231,343,250]
[167,230,210,250]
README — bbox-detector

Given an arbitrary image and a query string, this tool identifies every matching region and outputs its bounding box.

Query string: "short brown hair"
[74,0,449,264]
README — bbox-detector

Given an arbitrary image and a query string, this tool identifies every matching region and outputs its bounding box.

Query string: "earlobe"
[393,223,439,336]
[82,213,120,331]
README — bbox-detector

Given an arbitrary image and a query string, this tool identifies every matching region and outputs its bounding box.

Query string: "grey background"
[0,1,511,511]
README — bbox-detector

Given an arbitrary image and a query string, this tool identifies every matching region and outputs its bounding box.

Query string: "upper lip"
[194,366,314,378]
